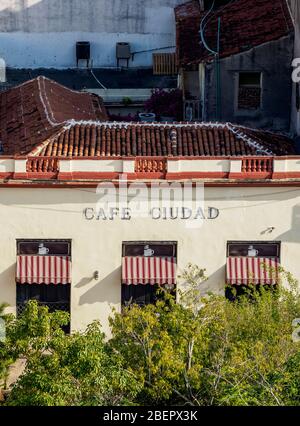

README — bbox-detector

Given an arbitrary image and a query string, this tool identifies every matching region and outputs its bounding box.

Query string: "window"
[226,241,280,301]
[16,239,71,332]
[122,241,177,307]
[238,72,262,110]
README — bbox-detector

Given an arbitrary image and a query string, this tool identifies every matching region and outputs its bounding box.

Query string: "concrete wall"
[0,0,184,68]
[0,185,299,337]
[204,36,294,131]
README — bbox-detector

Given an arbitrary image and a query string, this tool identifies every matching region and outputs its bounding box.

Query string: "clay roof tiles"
[175,0,294,66]
[0,76,108,155]
[37,121,295,158]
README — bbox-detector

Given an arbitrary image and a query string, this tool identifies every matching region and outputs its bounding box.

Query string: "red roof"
[175,0,293,66]
[0,76,107,155]
[36,122,295,158]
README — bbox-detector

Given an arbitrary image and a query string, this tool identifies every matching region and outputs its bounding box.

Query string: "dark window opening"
[238,72,261,110]
[225,284,278,302]
[17,284,71,333]
[122,284,176,308]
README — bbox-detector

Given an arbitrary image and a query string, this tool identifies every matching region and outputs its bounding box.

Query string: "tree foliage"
[1,265,300,406]
[109,265,300,406]
[1,302,141,406]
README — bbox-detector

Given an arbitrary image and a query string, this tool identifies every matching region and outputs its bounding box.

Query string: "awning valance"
[122,256,177,285]
[226,257,279,286]
[16,256,71,285]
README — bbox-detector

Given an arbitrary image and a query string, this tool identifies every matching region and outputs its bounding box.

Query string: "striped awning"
[226,257,279,286]
[16,256,71,285]
[122,256,177,285]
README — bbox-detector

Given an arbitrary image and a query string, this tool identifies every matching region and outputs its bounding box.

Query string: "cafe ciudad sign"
[84,207,219,221]
[83,181,220,222]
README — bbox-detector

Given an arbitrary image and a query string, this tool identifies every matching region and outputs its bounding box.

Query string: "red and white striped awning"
[226,257,279,286]
[122,256,177,285]
[16,256,71,285]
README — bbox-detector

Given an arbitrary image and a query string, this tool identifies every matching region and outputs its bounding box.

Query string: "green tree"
[3,266,300,406]
[4,301,141,406]
[0,303,14,389]
[109,265,300,406]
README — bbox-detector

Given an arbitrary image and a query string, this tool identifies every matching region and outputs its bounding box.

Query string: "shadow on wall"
[277,204,300,243]
[77,266,121,306]
[3,187,300,208]
[0,263,16,307]
[179,265,227,297]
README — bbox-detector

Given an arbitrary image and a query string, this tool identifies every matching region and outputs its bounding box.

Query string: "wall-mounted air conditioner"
[116,42,131,67]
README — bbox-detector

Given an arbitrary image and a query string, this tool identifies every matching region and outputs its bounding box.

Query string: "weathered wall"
[288,0,300,136]
[0,0,184,68]
[0,185,299,336]
[204,36,294,131]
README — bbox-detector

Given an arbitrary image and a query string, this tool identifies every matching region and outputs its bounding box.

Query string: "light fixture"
[93,271,99,280]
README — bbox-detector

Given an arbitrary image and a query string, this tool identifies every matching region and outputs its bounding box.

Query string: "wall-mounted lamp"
[93,271,99,280]
[261,227,276,235]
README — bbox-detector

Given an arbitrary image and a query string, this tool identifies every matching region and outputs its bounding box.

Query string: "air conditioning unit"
[116,42,131,67]
[76,41,90,67]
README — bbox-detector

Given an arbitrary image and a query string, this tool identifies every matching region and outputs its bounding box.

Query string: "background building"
[288,0,300,137]
[176,0,294,132]
[0,0,184,69]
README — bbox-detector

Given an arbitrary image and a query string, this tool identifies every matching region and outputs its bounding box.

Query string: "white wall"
[0,0,184,68]
[0,185,299,337]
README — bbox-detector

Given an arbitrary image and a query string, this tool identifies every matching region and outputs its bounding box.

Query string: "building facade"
[176,0,294,132]
[0,0,184,69]
[1,182,300,336]
[288,0,300,136]
[0,78,299,337]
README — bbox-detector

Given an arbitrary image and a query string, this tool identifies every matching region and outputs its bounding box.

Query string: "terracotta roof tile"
[175,0,293,66]
[36,122,295,158]
[0,76,108,155]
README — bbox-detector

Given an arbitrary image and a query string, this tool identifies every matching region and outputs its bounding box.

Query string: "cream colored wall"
[0,185,300,337]
[168,159,230,173]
